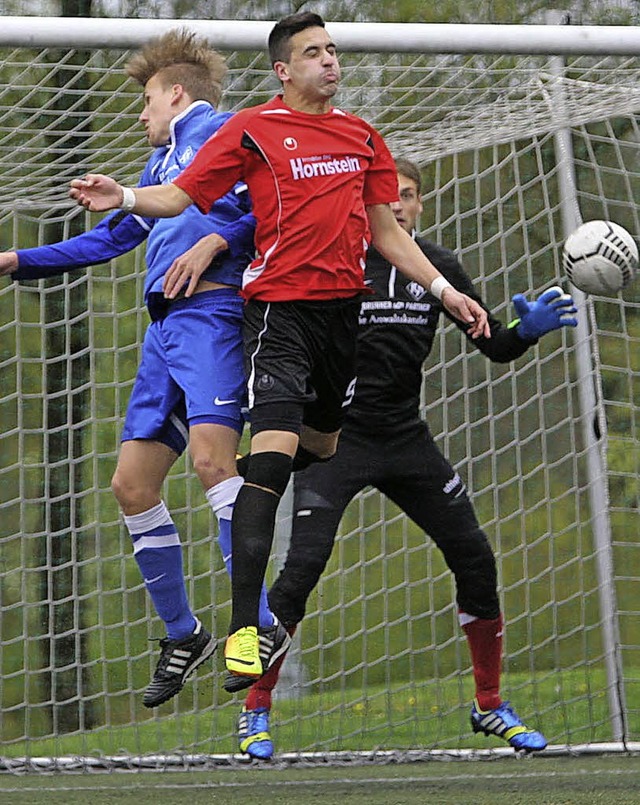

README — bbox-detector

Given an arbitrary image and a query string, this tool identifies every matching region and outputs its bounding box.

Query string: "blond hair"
[127,28,227,107]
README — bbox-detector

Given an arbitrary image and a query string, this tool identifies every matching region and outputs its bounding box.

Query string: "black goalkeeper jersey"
[346,236,533,431]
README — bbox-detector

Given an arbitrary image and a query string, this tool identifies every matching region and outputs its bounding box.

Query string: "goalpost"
[1,15,639,770]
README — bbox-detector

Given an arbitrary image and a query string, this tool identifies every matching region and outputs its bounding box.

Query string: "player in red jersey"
[69,12,490,685]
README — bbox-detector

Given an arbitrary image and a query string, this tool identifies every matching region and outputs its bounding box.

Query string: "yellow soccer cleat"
[224,616,292,693]
[224,626,262,678]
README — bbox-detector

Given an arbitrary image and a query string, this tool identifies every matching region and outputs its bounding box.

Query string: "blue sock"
[206,477,275,629]
[123,501,196,641]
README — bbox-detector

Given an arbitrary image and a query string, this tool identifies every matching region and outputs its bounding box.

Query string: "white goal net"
[0,16,639,770]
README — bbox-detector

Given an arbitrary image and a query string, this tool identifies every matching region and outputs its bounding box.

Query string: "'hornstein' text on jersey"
[289,155,361,180]
[174,95,398,302]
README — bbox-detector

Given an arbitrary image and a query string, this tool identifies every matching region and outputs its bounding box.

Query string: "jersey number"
[341,377,357,408]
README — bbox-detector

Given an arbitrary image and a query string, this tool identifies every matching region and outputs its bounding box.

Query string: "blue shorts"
[121,289,246,455]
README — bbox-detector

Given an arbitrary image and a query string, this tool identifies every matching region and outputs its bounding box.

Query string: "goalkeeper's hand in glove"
[511,285,578,341]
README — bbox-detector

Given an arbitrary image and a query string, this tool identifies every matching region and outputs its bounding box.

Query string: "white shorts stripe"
[247,302,271,410]
[169,412,189,444]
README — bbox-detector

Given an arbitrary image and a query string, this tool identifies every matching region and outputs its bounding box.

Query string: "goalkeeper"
[236,157,578,760]
[0,29,287,709]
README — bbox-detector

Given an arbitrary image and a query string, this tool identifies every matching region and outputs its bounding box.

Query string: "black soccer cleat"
[223,616,291,694]
[143,621,216,708]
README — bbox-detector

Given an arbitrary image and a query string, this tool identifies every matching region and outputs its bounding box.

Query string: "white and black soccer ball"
[562,220,638,295]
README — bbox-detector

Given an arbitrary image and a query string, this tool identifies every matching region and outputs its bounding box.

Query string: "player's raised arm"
[367,203,490,339]
[69,173,192,217]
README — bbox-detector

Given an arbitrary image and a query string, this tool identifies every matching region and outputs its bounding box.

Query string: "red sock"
[461,613,503,711]
[245,625,297,711]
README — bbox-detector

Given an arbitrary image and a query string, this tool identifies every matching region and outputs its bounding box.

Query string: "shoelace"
[234,629,258,659]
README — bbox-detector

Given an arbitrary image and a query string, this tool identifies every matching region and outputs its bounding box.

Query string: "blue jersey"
[13,102,255,317]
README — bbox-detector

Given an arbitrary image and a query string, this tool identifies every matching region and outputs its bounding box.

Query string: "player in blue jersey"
[0,29,289,707]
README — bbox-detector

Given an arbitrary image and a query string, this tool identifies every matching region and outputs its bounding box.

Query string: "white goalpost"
[0,15,639,770]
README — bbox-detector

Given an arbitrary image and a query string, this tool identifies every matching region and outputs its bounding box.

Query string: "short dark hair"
[394,156,422,194]
[268,12,325,65]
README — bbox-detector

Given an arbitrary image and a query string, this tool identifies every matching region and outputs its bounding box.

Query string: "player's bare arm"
[69,173,192,217]
[367,204,490,339]
[163,232,230,299]
[0,252,18,276]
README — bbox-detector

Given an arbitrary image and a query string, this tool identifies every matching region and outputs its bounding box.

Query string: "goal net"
[1,19,639,770]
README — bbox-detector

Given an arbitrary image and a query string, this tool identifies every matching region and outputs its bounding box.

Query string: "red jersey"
[174,95,398,301]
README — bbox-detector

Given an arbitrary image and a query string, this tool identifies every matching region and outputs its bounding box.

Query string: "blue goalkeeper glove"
[511,285,578,341]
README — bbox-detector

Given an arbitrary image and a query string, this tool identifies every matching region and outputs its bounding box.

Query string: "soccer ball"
[562,220,638,295]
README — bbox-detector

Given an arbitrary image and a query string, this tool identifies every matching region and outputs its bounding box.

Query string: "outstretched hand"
[0,252,18,276]
[441,287,490,339]
[512,285,578,341]
[69,174,123,212]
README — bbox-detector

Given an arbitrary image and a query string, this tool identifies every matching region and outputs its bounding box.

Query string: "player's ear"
[171,83,185,104]
[273,61,289,83]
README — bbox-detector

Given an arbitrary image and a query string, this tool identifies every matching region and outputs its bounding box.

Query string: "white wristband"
[430,275,453,301]
[119,185,136,213]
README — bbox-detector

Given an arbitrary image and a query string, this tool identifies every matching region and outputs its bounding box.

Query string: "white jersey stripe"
[247,302,271,410]
[241,130,283,289]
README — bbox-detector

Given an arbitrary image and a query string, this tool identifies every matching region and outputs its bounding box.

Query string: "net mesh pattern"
[0,38,638,768]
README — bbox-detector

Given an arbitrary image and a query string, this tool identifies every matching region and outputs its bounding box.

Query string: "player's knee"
[244,451,292,497]
[290,543,332,585]
[111,469,155,513]
[268,582,305,626]
[268,517,336,624]
[457,529,496,579]
[190,454,234,489]
[268,560,321,625]
[453,529,499,618]
[111,469,136,506]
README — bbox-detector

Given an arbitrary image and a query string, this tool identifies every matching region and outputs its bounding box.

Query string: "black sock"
[236,454,250,477]
[237,446,331,478]
[229,452,292,632]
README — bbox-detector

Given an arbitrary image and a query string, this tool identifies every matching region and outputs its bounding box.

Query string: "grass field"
[1,754,640,805]
[0,669,617,759]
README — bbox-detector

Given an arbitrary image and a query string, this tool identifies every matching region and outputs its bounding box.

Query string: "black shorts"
[243,296,361,436]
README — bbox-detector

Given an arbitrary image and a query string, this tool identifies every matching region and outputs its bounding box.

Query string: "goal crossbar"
[2,16,640,55]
